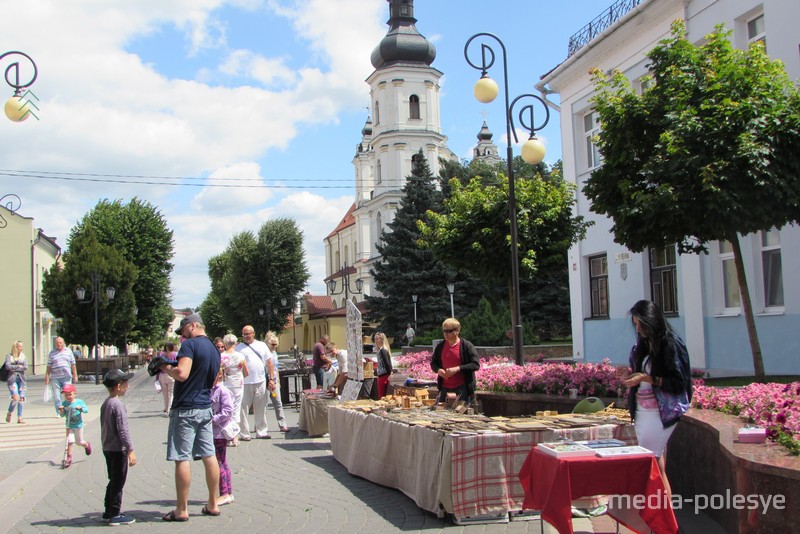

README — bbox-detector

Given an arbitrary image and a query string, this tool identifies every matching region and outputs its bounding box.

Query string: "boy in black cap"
[100,369,137,526]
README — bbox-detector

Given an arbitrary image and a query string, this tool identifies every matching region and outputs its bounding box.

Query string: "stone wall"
[667,410,800,533]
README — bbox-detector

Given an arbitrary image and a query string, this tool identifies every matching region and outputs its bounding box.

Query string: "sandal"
[5,413,10,423]
[17,418,25,424]
[162,510,189,522]
[201,505,220,517]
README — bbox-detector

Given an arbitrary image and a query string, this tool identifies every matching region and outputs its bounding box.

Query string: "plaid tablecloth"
[446,423,636,519]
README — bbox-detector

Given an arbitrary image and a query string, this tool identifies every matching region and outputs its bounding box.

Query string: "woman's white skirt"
[634,407,676,457]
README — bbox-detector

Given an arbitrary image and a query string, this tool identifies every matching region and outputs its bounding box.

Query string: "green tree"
[69,198,174,345]
[419,160,589,319]
[209,218,309,337]
[197,292,228,340]
[42,230,138,350]
[585,22,800,378]
[366,151,473,339]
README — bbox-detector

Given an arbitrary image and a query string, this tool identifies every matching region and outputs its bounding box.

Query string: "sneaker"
[85,442,92,456]
[108,514,136,526]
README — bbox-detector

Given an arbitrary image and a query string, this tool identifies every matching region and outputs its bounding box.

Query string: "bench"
[75,356,128,377]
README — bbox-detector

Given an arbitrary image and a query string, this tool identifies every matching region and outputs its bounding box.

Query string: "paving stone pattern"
[0,371,625,534]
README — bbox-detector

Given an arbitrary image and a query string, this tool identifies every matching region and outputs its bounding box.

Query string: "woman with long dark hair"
[622,300,692,498]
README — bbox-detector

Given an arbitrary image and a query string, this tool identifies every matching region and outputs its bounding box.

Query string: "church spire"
[370,0,435,69]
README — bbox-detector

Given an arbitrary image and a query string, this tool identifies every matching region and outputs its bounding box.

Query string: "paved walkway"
[0,370,637,533]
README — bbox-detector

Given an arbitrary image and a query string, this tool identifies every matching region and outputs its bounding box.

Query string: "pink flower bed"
[692,382,800,440]
[395,352,623,397]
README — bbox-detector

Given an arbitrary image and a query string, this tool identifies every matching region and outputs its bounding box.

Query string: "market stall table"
[519,447,679,534]
[328,406,635,522]
[298,391,339,437]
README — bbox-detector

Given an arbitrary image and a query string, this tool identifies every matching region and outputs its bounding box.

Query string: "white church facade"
[323,0,457,310]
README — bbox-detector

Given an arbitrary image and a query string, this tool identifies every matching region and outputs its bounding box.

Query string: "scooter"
[61,431,71,469]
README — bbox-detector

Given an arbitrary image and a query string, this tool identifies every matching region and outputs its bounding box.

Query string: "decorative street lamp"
[76,273,115,385]
[465,33,550,365]
[259,301,277,333]
[411,294,418,331]
[327,262,363,305]
[1,51,38,122]
[281,295,298,350]
[446,283,455,318]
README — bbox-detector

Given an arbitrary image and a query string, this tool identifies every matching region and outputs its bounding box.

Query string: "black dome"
[371,0,435,69]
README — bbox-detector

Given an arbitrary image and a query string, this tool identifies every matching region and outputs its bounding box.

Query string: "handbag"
[221,419,240,440]
[0,363,9,382]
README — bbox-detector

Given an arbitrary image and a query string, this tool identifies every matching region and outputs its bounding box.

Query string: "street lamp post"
[76,273,115,386]
[465,33,550,365]
[446,283,455,318]
[327,262,363,304]
[281,296,298,349]
[259,301,277,333]
[411,294,418,331]
[2,51,38,122]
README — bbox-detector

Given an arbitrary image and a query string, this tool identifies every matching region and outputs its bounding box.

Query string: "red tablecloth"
[519,447,678,534]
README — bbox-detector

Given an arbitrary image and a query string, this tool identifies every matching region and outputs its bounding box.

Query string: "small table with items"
[297,390,339,437]
[519,446,679,534]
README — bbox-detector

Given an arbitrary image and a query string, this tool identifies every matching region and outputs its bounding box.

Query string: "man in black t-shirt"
[160,313,221,522]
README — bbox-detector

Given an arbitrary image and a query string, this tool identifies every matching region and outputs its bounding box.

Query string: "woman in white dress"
[222,334,248,445]
[622,300,692,499]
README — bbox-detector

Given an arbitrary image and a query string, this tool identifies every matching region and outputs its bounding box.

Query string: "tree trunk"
[730,236,765,380]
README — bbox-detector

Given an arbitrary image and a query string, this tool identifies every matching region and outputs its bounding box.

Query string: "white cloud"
[0,0,385,308]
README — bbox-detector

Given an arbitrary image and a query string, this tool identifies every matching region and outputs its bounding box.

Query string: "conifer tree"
[366,151,466,340]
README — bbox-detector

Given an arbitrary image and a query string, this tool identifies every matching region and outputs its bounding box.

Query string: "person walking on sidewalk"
[265,332,289,432]
[221,333,248,446]
[160,312,221,521]
[157,342,178,414]
[210,367,235,506]
[59,383,92,467]
[4,341,28,424]
[100,369,137,526]
[46,337,78,415]
[235,325,272,440]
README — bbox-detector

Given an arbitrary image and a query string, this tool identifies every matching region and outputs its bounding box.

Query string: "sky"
[1,0,608,309]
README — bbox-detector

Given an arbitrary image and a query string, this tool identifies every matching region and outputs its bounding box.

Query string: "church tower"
[472,120,501,165]
[324,0,456,308]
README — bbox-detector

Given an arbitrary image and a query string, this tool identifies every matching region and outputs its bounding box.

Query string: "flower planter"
[476,391,623,417]
[667,409,800,534]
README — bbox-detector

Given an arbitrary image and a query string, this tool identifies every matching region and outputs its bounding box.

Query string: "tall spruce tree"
[366,151,460,340]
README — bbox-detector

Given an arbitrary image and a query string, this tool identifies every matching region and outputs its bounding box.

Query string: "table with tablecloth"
[519,447,679,534]
[298,392,339,437]
[328,406,635,521]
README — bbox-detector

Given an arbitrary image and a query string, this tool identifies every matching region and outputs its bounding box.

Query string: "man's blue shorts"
[166,407,215,461]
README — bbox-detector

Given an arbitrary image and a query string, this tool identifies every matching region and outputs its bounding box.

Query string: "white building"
[537,0,800,375]
[324,0,457,309]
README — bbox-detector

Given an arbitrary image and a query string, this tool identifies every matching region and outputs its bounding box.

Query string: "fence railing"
[568,0,645,57]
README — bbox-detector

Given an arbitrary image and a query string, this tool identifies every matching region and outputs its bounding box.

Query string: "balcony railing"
[568,0,645,57]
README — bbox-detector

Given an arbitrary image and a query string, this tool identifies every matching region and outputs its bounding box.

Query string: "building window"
[583,111,601,169]
[720,241,740,309]
[747,13,766,49]
[409,94,420,119]
[589,254,609,318]
[374,100,380,125]
[376,160,382,184]
[650,245,678,314]
[761,229,783,308]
